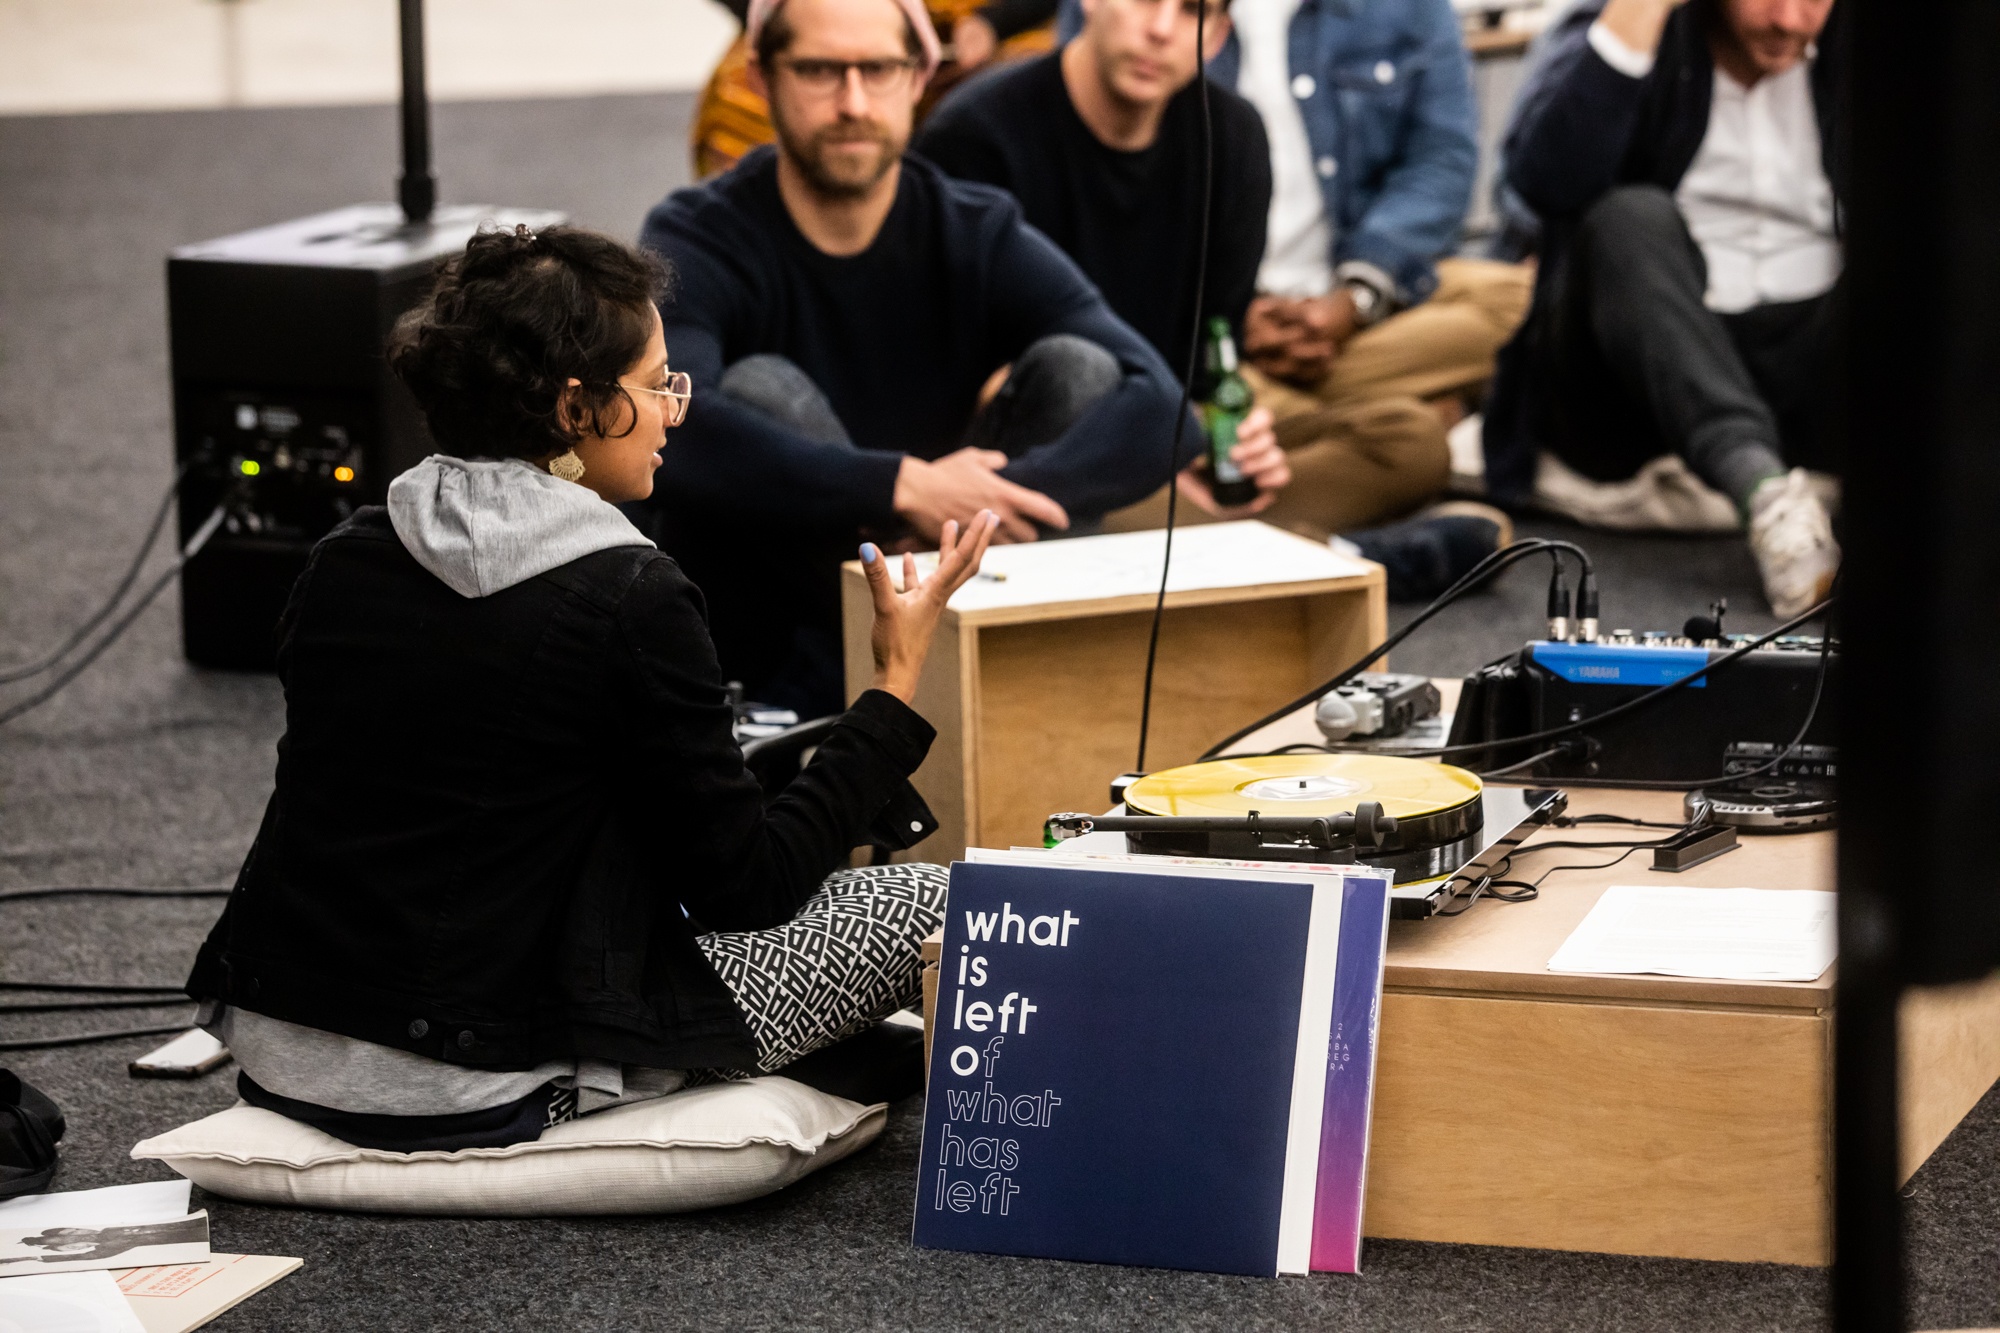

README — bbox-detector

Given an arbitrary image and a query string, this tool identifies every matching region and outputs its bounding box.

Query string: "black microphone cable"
[0,463,192,684]
[0,924,216,1049]
[0,996,197,1017]
[0,977,200,1026]
[0,502,227,728]
[0,1024,196,1054]
[0,981,196,994]
[0,885,232,905]
[1198,537,1594,760]
[1134,0,1216,774]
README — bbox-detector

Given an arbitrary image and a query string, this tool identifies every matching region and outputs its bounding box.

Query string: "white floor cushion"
[130,1077,885,1216]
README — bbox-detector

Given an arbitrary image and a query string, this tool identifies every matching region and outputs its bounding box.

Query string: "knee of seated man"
[1576,184,1686,259]
[1352,397,1450,476]
[1009,334,1121,410]
[718,353,850,445]
[718,353,815,406]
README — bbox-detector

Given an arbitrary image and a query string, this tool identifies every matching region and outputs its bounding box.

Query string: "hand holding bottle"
[1179,407,1288,516]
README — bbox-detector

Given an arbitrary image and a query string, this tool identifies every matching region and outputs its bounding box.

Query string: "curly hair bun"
[388,225,670,463]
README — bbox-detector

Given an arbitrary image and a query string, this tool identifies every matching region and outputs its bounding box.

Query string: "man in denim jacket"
[1060,0,1529,535]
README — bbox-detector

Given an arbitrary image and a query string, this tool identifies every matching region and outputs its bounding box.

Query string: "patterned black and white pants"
[694,861,949,1075]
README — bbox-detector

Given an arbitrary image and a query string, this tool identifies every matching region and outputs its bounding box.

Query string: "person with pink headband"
[635,0,1289,716]
[744,0,943,73]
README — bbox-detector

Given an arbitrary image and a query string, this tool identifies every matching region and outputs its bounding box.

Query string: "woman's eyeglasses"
[623,371,692,427]
[776,57,922,97]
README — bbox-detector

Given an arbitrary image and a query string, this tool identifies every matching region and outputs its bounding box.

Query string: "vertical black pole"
[397,0,436,225]
[1833,0,1910,1326]
[1833,0,2000,1324]
[1831,901,1902,1332]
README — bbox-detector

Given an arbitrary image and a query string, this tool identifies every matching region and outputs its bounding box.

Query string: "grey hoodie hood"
[386,455,653,598]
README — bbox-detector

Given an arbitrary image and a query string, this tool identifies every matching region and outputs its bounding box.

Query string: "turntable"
[1044,753,1566,919]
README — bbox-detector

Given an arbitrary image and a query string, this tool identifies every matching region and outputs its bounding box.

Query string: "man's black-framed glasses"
[776,56,922,96]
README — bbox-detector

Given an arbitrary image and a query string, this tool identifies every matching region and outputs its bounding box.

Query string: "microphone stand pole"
[396,0,436,225]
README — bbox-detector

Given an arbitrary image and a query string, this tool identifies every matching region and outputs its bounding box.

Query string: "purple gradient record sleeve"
[1311,871,1392,1273]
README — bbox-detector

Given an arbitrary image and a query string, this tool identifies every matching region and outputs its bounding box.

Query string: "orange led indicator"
[334,466,355,482]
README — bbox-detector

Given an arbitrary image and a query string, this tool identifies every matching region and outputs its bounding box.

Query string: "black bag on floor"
[0,1068,65,1200]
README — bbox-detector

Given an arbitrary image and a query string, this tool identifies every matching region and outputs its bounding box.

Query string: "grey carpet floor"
[1,97,1993,1332]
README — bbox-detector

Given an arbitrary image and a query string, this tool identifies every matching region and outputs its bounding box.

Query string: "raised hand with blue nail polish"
[860,511,999,703]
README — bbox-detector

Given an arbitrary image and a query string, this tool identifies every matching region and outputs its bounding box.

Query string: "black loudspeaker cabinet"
[168,203,563,669]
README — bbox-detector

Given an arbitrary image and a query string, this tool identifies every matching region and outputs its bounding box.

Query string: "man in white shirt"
[1495,0,1843,617]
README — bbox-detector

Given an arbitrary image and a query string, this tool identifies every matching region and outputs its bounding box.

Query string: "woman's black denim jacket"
[187,508,936,1073]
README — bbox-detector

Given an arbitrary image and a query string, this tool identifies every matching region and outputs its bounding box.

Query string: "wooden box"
[1363,785,2000,1266]
[840,521,1385,862]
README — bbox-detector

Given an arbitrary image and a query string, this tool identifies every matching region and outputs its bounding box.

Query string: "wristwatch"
[1342,279,1386,328]
[1334,261,1398,330]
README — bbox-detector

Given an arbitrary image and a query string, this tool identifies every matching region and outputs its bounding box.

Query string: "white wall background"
[0,0,739,115]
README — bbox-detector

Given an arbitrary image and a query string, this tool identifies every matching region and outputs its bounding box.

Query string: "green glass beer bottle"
[1201,316,1258,507]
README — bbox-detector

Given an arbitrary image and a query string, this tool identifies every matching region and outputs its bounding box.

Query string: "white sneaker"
[1748,468,1839,618]
[1533,450,1741,533]
[1445,413,1486,495]
[1804,469,1841,518]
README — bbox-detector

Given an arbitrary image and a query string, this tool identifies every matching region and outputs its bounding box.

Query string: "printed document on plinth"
[912,851,1391,1276]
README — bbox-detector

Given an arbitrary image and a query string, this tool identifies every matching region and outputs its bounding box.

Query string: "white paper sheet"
[890,521,1371,612]
[1547,885,1836,982]
[0,1270,149,1333]
[0,1183,191,1230]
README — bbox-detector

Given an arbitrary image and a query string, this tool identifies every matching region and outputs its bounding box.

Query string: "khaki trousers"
[1104,258,1533,541]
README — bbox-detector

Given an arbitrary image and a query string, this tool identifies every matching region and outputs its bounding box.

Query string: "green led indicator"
[239,459,261,476]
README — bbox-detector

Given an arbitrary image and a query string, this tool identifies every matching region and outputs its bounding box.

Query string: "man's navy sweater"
[638,147,1186,531]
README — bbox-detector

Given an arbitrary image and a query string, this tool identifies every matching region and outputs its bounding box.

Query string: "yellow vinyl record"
[1124,753,1482,821]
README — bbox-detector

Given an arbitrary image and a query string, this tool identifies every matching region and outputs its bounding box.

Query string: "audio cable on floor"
[0,502,227,728]
[0,887,228,1049]
[0,1023,196,1054]
[0,464,190,685]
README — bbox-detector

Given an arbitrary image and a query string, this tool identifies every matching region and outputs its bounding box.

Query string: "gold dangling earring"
[548,448,586,483]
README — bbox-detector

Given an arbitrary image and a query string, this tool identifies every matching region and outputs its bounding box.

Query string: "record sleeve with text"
[912,852,1390,1276]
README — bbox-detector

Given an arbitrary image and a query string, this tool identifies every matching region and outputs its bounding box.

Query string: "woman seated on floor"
[185,224,995,1153]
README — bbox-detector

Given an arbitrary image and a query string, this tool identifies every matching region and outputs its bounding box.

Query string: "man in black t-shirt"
[917,0,1510,571]
[918,14,1269,377]
[639,0,1288,715]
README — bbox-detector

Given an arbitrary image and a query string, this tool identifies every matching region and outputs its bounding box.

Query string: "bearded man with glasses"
[637,0,1285,717]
